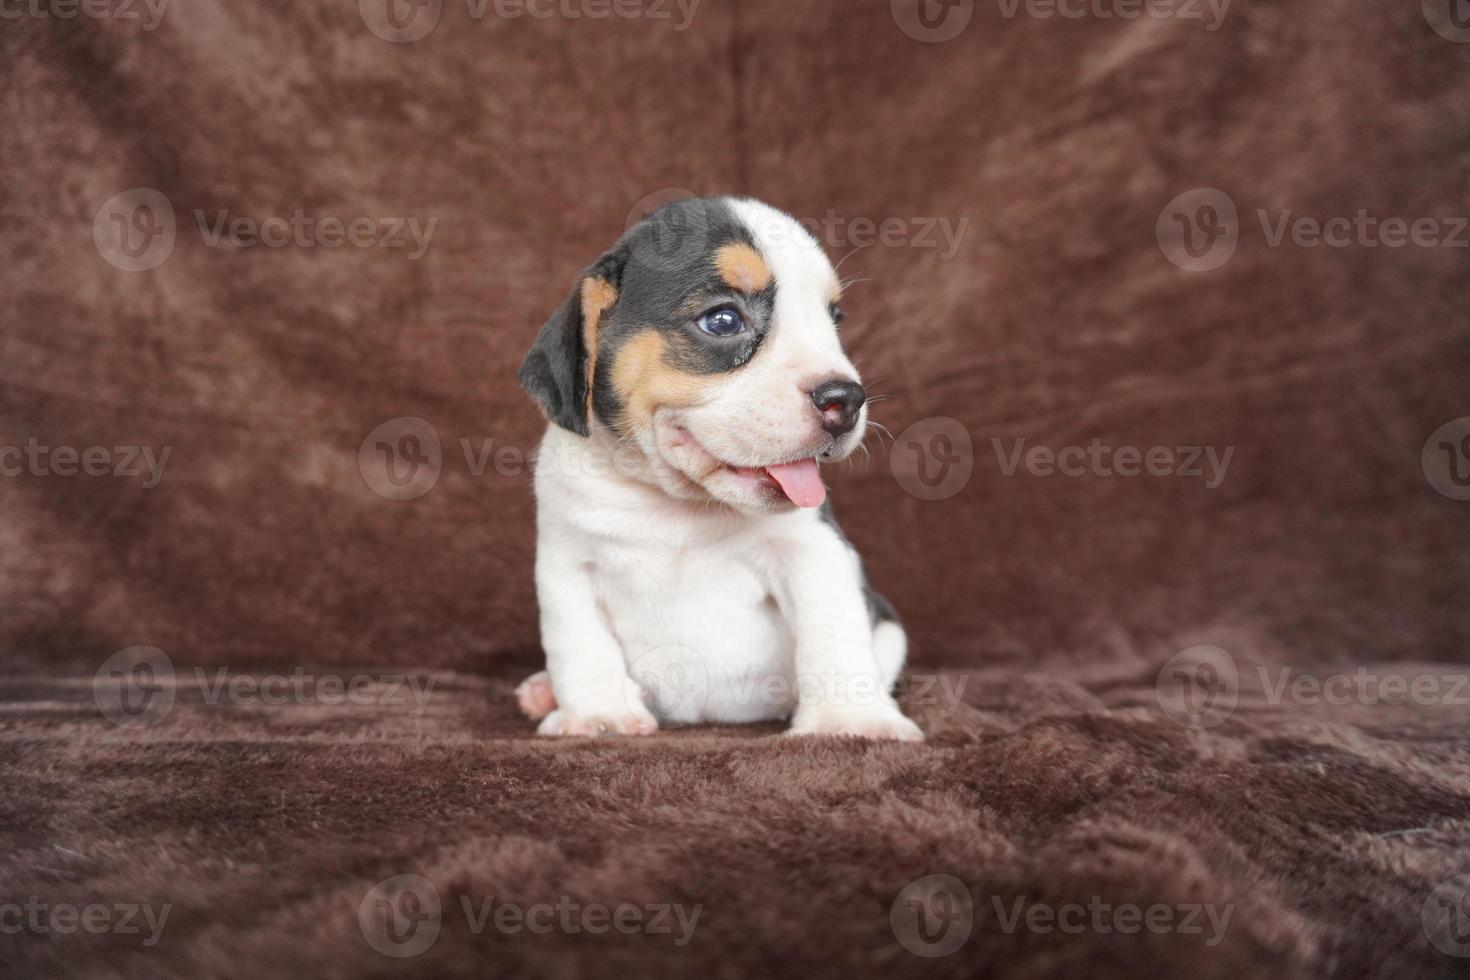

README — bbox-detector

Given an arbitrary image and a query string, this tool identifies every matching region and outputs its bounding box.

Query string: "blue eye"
[697,306,747,337]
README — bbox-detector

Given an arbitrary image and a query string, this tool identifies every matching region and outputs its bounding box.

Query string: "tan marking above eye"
[580,277,619,412]
[715,242,774,293]
[610,331,713,430]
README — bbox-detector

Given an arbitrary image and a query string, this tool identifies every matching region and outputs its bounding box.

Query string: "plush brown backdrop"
[3,1,1469,978]
[4,0,1467,674]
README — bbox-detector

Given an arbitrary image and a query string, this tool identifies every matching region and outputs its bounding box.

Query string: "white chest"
[588,535,797,724]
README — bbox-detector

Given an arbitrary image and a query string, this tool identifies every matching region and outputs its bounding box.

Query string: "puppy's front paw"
[786,703,923,742]
[537,708,658,738]
[515,671,557,722]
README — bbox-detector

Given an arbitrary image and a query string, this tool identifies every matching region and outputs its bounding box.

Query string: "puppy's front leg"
[777,534,922,742]
[533,543,657,737]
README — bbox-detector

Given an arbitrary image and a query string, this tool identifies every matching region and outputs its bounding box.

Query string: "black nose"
[811,380,866,437]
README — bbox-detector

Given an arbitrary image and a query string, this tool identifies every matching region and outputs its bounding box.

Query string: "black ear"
[518,251,624,437]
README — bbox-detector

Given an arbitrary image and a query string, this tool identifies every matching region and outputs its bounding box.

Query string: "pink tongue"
[765,459,826,509]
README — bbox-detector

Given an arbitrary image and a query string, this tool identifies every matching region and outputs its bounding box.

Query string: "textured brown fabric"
[3,660,1469,978]
[3,0,1469,977]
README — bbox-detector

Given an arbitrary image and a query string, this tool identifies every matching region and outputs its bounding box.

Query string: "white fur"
[526,200,919,741]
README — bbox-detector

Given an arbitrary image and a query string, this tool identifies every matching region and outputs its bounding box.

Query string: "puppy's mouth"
[662,423,828,509]
[728,458,826,509]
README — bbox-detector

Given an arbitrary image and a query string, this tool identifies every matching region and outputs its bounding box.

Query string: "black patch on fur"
[517,250,627,437]
[819,501,899,627]
[582,197,779,430]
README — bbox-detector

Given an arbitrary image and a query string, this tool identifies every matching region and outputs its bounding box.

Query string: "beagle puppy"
[515,197,920,741]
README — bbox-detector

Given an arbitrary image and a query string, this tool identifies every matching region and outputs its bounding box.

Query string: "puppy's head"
[519,197,867,514]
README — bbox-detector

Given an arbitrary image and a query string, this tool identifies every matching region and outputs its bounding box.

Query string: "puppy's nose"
[810,379,866,437]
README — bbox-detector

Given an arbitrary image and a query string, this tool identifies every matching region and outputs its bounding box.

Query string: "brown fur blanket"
[2,0,1468,976]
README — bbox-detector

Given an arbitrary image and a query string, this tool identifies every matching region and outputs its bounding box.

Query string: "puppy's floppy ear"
[518,249,625,437]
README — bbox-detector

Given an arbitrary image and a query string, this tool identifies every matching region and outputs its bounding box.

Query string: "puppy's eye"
[697,306,747,337]
[830,303,846,324]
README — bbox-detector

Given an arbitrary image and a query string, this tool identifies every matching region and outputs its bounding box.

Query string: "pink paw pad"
[515,672,557,721]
